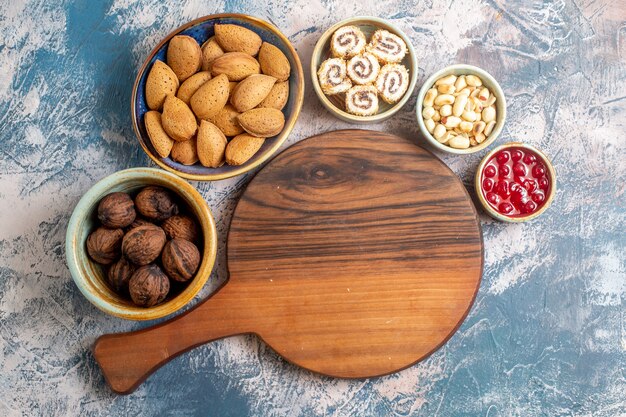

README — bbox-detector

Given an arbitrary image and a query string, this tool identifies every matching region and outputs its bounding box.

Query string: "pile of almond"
[144,24,291,167]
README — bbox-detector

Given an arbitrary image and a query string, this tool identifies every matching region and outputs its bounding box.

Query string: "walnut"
[161,239,200,282]
[162,215,199,242]
[122,224,166,265]
[135,186,179,221]
[86,227,124,265]
[107,257,134,293]
[128,264,170,307]
[97,192,136,228]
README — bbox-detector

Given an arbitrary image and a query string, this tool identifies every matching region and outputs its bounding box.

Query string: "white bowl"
[415,64,506,154]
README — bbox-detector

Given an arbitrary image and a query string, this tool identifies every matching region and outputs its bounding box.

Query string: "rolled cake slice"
[330,25,367,59]
[347,52,380,85]
[317,58,352,95]
[345,85,379,116]
[366,29,407,63]
[376,64,410,104]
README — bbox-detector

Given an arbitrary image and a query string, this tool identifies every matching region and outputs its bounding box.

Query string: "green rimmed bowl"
[65,168,217,320]
[416,64,506,154]
[311,16,418,123]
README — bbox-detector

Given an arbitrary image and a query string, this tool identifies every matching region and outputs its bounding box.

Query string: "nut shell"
[214,24,262,56]
[107,257,135,293]
[145,60,179,110]
[201,37,224,71]
[197,120,227,168]
[122,224,167,265]
[171,137,199,165]
[211,52,260,81]
[237,108,285,138]
[162,239,200,282]
[98,192,136,228]
[129,264,170,307]
[86,227,124,265]
[161,95,198,142]
[135,186,179,221]
[258,81,289,110]
[162,215,200,242]
[225,133,265,166]
[190,73,230,120]
[167,35,202,82]
[230,74,277,112]
[258,42,291,81]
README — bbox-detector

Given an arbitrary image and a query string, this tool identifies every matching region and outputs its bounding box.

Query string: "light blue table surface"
[0,1,624,416]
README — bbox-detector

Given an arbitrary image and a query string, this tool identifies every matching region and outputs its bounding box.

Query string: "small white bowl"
[416,64,506,154]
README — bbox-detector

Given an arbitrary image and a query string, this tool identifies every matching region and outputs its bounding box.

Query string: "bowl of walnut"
[65,168,217,320]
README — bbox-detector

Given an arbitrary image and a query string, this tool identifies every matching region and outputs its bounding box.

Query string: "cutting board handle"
[93,282,247,394]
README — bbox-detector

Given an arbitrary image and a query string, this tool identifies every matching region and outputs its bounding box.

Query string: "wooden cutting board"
[94,130,483,394]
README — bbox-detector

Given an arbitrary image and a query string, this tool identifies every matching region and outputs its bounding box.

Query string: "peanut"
[449,135,470,149]
[452,95,468,117]
[434,94,455,106]
[425,118,435,134]
[459,121,473,133]
[433,123,446,140]
[435,74,457,86]
[422,106,435,120]
[484,120,496,136]
[437,84,456,94]
[443,116,462,128]
[461,110,477,122]
[482,107,496,123]
[465,75,482,87]
[473,121,486,135]
[440,104,452,117]
[423,88,438,107]
[454,75,467,91]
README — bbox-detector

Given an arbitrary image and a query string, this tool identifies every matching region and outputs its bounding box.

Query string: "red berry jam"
[480,147,551,218]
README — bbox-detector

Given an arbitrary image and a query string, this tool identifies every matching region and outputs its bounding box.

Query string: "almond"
[210,104,244,136]
[225,133,265,165]
[214,24,262,56]
[190,73,229,120]
[258,42,291,81]
[200,37,224,71]
[197,121,227,168]
[258,81,289,110]
[167,35,202,82]
[145,60,179,110]
[211,52,260,81]
[230,74,277,112]
[237,108,285,138]
[177,71,211,105]
[144,111,174,158]
[171,137,198,165]
[161,95,197,142]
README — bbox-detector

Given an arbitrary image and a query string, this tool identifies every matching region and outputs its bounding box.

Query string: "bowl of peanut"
[416,64,506,154]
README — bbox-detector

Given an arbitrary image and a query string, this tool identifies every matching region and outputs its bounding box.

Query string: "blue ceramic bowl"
[132,14,304,181]
[65,168,217,320]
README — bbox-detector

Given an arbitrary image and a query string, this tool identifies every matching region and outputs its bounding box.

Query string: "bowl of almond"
[132,14,304,181]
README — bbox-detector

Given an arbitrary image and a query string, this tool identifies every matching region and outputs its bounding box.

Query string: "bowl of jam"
[476,142,556,222]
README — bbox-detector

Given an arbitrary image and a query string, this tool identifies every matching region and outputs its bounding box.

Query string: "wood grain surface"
[94,130,483,394]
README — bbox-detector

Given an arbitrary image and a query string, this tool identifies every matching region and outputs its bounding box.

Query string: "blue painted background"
[0,0,624,416]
